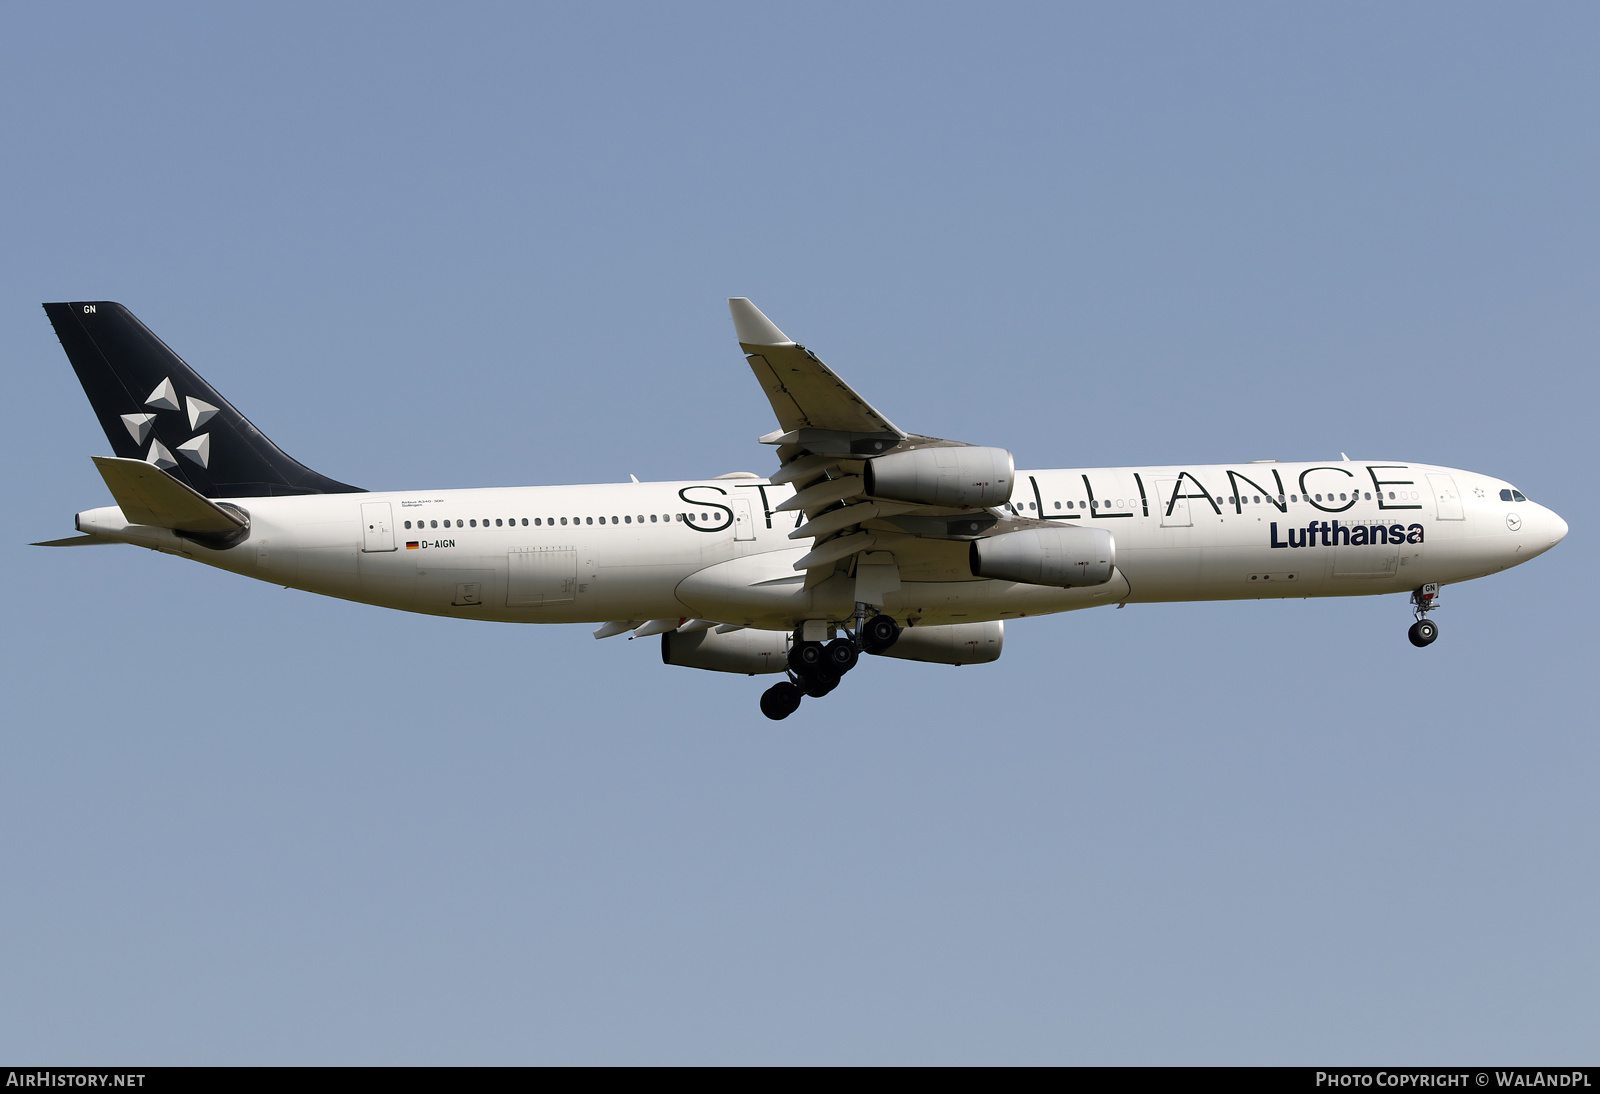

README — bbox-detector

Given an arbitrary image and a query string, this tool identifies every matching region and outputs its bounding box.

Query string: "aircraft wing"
[728,298,1041,591]
[730,298,903,438]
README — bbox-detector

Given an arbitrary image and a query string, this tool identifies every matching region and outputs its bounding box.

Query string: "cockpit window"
[1500,489,1513,501]
[1513,489,1527,502]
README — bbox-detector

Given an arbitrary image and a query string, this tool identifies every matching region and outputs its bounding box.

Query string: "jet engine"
[661,627,789,674]
[864,446,1014,508]
[871,620,1004,666]
[969,526,1116,587]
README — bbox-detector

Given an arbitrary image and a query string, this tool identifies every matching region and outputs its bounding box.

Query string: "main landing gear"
[1407,583,1440,648]
[759,609,902,721]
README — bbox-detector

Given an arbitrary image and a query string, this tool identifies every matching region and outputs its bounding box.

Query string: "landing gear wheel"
[788,641,825,674]
[861,614,900,653]
[1408,619,1438,647]
[760,681,803,720]
[825,638,860,673]
[799,666,840,698]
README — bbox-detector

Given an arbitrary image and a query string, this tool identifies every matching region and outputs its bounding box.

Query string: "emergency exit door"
[360,502,396,552]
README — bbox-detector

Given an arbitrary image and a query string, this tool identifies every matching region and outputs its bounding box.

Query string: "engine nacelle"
[969,526,1116,587]
[863,446,1014,509]
[872,620,1004,666]
[661,627,789,675]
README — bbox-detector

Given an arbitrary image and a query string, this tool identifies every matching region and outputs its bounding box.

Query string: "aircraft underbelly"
[676,551,1130,628]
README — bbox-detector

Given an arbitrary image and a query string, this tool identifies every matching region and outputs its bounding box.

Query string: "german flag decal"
[406,541,419,549]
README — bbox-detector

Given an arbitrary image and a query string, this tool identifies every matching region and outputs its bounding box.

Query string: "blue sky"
[2,2,1595,1063]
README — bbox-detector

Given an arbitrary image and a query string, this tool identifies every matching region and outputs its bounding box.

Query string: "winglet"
[728,298,793,346]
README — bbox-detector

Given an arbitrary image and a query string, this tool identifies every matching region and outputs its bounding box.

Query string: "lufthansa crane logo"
[1506,513,1522,532]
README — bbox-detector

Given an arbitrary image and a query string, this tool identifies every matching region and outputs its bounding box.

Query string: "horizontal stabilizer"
[92,456,246,533]
[31,535,115,547]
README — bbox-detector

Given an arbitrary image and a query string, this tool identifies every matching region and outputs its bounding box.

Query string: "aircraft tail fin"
[43,302,363,499]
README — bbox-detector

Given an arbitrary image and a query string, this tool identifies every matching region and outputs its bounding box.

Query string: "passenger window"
[1054,501,1061,509]
[404,521,411,529]
[522,518,528,526]
[585,517,593,524]
[1513,490,1527,502]
[560,517,567,525]
[624,515,632,523]
[612,516,619,524]
[650,514,658,522]
[469,520,476,527]
[1290,495,1297,502]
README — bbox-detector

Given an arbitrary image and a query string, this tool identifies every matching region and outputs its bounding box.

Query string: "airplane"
[36,299,1569,720]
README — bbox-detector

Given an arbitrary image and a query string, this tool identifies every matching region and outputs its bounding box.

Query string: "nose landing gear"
[1408,583,1440,647]
[759,609,903,720]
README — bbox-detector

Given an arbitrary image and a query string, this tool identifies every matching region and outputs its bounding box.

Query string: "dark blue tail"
[44,302,362,499]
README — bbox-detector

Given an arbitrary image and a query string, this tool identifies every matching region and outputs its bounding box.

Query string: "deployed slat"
[774,475,864,513]
[790,501,880,541]
[793,533,878,572]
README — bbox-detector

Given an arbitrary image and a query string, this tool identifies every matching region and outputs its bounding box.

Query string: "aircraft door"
[1427,473,1464,520]
[729,497,756,541]
[1154,478,1191,527]
[361,502,396,552]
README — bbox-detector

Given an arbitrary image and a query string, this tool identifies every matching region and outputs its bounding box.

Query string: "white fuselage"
[74,459,1568,630]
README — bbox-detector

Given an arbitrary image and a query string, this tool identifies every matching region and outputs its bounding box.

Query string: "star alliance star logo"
[119,377,218,471]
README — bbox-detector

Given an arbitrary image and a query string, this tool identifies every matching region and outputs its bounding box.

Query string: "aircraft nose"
[1548,508,1569,547]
